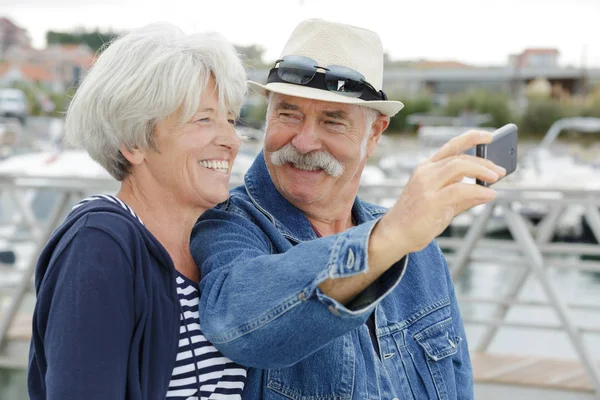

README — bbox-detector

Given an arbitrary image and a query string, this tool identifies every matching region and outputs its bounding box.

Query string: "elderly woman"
[28,23,247,399]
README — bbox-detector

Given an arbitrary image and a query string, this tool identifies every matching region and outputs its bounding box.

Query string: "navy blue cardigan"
[28,199,180,399]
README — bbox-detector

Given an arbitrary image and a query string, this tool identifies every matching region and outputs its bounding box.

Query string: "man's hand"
[371,130,506,262]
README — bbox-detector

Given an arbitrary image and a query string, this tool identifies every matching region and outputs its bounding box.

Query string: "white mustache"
[270,144,344,177]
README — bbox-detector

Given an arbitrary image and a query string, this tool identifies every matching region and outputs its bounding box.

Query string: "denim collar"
[243,151,388,243]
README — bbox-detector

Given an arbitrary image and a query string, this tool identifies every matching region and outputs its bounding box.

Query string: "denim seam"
[377,297,451,337]
[413,317,453,341]
[266,385,351,400]
[426,357,449,399]
[244,184,277,226]
[206,291,304,344]
[405,349,419,399]
[326,232,345,278]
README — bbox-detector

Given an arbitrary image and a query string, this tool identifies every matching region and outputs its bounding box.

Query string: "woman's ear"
[119,144,145,165]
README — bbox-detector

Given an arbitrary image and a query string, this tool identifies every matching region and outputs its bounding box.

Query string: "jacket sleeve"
[191,208,406,369]
[438,242,474,398]
[30,226,135,400]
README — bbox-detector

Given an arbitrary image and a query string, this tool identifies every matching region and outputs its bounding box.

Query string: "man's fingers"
[436,154,507,177]
[433,156,505,188]
[430,130,494,163]
[439,181,496,214]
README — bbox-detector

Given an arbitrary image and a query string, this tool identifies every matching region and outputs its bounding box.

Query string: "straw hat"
[248,19,404,117]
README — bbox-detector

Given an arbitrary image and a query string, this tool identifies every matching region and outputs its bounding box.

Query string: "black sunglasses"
[266,55,387,101]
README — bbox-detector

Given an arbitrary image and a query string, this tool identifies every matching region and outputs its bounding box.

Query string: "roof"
[411,60,474,69]
[522,48,560,55]
[0,62,54,82]
[247,66,600,85]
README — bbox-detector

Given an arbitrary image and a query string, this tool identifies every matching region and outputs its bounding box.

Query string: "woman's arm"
[30,227,135,400]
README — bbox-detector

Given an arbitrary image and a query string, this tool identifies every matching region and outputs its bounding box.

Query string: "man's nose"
[291,120,321,154]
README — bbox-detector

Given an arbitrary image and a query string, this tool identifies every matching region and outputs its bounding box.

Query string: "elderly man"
[191,19,505,399]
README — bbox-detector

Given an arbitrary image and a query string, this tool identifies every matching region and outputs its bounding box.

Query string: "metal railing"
[0,175,599,396]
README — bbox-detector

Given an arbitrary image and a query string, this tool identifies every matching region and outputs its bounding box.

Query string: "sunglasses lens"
[277,55,318,85]
[325,65,366,98]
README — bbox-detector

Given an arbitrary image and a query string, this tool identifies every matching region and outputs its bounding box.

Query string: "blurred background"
[0,0,600,399]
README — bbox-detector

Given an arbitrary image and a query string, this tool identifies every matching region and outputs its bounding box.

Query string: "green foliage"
[4,82,77,117]
[518,98,569,135]
[239,98,267,129]
[387,95,434,133]
[581,98,600,118]
[48,88,75,117]
[46,30,120,53]
[9,82,41,115]
[444,90,513,128]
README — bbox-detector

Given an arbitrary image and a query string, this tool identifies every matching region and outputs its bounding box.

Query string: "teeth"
[294,164,319,171]
[200,160,229,172]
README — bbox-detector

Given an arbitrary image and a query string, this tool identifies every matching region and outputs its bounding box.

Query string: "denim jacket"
[191,153,473,399]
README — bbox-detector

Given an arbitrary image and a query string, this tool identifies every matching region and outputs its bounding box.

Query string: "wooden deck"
[472,352,596,393]
[3,313,31,341]
[0,313,597,395]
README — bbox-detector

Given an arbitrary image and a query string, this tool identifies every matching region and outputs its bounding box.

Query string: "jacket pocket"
[266,334,355,400]
[413,317,460,399]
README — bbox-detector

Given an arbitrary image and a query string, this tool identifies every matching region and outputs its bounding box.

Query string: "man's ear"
[366,114,390,158]
[119,144,145,165]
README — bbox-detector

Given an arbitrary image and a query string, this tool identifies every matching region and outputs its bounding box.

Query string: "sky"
[2,0,600,67]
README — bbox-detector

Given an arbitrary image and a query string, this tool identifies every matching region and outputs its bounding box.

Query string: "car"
[0,88,29,125]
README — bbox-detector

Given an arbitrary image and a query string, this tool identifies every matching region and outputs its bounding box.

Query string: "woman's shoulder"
[46,197,148,267]
[67,195,146,242]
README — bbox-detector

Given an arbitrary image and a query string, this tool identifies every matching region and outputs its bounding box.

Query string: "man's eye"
[325,121,347,131]
[280,113,300,123]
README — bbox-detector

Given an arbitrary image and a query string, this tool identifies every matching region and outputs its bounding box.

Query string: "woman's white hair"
[64,22,247,181]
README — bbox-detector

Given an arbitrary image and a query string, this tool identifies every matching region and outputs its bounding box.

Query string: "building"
[247,64,600,108]
[0,62,56,91]
[0,18,31,60]
[509,48,560,69]
[4,43,95,91]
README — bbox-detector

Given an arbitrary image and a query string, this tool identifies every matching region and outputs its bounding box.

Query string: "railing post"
[0,192,72,349]
[450,202,495,280]
[476,201,566,351]
[504,207,600,396]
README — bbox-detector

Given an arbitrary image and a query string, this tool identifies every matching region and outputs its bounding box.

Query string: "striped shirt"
[73,195,247,399]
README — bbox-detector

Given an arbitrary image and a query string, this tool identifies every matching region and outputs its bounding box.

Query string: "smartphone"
[476,123,518,186]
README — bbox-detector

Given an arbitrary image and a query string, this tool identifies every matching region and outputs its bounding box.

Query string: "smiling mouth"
[289,163,322,172]
[200,160,229,174]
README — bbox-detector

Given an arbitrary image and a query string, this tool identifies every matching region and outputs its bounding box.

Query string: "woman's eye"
[195,118,211,123]
[228,119,236,125]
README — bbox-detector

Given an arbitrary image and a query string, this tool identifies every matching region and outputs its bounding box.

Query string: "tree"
[46,30,120,53]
